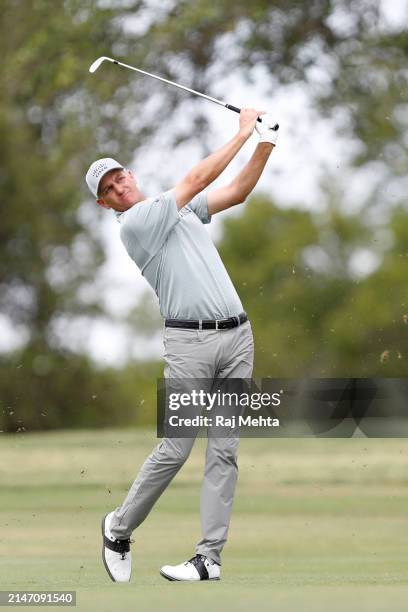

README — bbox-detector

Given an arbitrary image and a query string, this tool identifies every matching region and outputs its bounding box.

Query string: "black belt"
[165,312,248,330]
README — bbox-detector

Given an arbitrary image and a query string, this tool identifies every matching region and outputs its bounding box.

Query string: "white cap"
[85,157,124,197]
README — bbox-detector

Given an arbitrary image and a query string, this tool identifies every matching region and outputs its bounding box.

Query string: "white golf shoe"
[160,554,221,581]
[101,512,133,582]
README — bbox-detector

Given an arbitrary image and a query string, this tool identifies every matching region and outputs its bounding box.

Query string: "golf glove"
[255,114,279,145]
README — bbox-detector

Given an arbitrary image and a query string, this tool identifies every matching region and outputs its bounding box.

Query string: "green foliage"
[0,350,161,432]
[219,196,408,377]
[0,0,162,432]
[0,0,155,348]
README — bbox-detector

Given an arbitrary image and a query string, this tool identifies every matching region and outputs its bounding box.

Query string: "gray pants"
[110,320,254,565]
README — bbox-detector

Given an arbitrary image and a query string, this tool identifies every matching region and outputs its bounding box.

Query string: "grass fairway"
[1,429,408,611]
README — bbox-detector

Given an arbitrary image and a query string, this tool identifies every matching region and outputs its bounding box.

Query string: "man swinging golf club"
[85,108,278,582]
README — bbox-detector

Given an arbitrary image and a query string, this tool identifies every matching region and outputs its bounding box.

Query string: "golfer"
[85,109,278,582]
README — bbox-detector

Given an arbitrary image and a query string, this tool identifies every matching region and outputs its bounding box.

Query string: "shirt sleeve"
[119,190,180,270]
[187,191,211,224]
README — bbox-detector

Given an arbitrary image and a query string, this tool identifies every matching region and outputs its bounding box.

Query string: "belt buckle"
[215,319,219,330]
[198,319,203,330]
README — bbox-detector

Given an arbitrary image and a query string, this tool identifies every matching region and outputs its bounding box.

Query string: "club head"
[89,56,113,73]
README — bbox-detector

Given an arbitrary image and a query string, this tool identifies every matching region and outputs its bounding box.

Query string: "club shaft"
[110,59,263,123]
[114,60,224,105]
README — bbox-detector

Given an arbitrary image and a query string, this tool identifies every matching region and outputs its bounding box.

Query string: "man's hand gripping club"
[174,108,279,209]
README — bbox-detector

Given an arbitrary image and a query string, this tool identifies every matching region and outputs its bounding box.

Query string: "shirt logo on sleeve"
[178,205,192,218]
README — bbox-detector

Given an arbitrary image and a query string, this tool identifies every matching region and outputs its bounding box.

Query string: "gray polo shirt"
[116,189,243,319]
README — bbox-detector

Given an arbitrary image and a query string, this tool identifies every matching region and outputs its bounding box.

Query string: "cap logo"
[92,161,110,179]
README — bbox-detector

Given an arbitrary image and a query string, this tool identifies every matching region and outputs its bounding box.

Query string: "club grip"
[225,104,278,129]
[225,103,242,115]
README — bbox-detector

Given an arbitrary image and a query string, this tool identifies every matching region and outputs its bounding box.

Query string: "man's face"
[96,168,140,212]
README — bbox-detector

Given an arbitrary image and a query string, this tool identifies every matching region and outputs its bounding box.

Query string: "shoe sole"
[159,570,220,582]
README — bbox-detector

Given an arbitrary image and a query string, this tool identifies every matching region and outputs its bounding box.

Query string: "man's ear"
[96,198,110,209]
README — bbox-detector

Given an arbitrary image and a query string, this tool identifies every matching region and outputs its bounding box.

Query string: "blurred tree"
[0,0,161,431]
[218,194,407,377]
[0,0,149,354]
[325,202,408,375]
[0,350,161,432]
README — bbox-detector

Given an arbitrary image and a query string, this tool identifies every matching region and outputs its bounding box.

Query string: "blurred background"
[1,0,407,432]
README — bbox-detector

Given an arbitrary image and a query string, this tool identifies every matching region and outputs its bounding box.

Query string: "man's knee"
[156,438,194,465]
[207,437,239,463]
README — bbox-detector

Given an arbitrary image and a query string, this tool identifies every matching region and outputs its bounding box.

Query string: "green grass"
[1,430,408,611]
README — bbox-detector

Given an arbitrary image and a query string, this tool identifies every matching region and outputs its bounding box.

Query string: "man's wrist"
[257,141,275,150]
[237,129,252,143]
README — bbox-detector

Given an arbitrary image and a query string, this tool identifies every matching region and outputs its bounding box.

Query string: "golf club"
[89,56,278,130]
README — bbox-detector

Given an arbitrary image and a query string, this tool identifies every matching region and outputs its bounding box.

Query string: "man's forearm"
[230,142,274,199]
[185,131,249,190]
